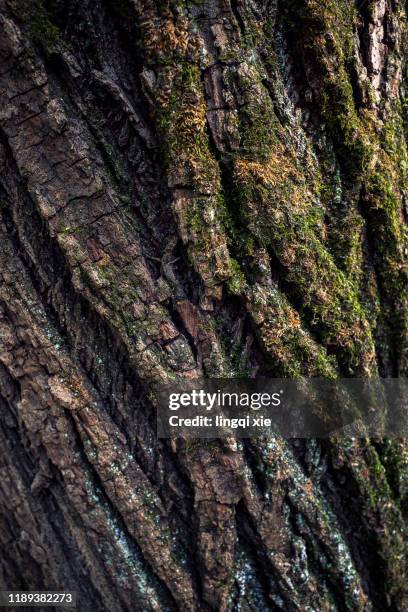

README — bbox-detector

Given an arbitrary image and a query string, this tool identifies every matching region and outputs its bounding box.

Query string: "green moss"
[223,62,279,163]
[157,63,218,187]
[380,440,408,514]
[279,0,407,370]
[363,114,408,366]
[247,283,338,377]
[233,150,375,373]
[280,0,375,180]
[240,97,278,163]
[26,1,61,48]
[226,258,247,295]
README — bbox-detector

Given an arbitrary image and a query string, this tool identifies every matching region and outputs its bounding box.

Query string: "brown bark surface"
[0,1,407,610]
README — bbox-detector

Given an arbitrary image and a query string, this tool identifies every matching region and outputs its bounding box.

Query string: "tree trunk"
[0,0,407,610]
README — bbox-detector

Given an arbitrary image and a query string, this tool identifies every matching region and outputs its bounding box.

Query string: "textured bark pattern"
[0,0,407,610]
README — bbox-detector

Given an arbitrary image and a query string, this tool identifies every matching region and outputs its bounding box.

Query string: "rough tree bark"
[0,0,407,610]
